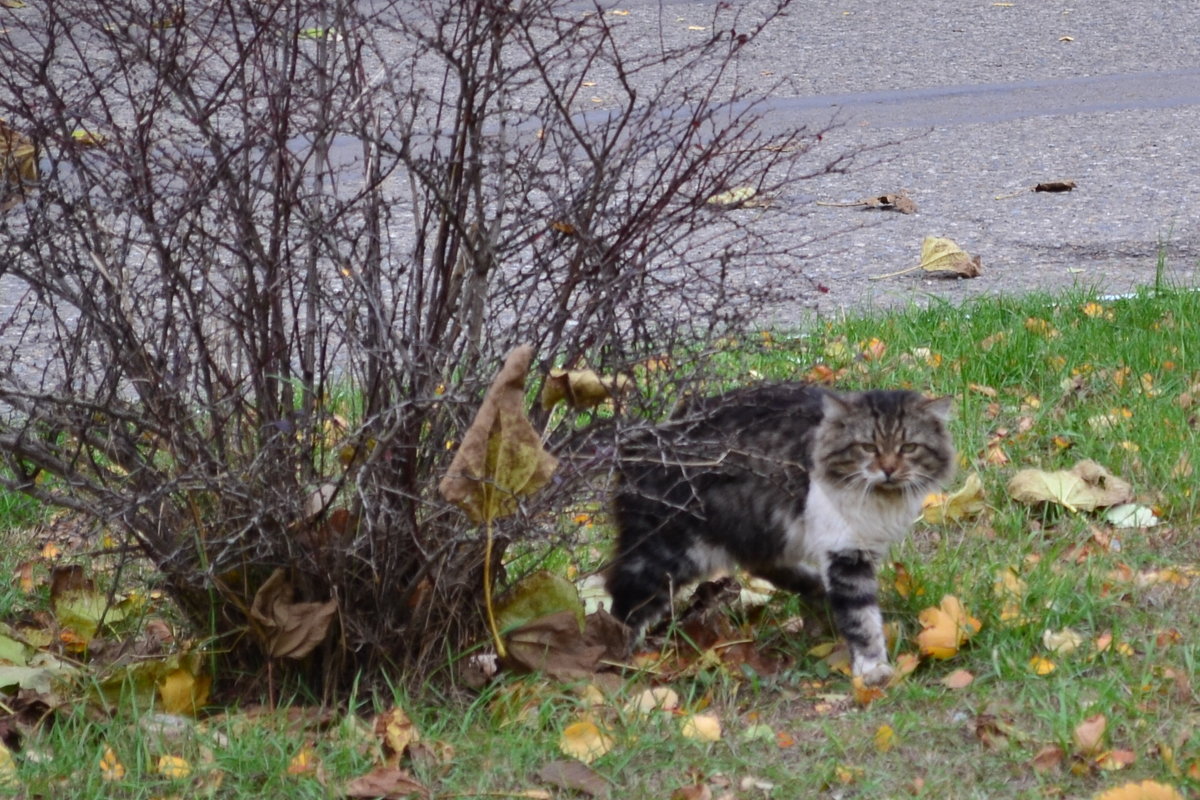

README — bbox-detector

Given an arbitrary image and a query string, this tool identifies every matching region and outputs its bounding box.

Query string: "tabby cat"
[606,383,955,686]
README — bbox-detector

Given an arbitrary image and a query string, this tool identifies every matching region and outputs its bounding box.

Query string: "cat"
[605,382,955,686]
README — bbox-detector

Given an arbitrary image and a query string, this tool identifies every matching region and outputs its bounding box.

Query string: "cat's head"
[812,390,955,496]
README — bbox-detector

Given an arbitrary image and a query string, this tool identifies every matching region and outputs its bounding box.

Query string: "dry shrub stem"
[0,0,852,695]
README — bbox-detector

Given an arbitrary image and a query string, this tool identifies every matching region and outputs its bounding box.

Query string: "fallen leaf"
[559,720,614,763]
[287,747,319,775]
[671,783,712,800]
[1029,656,1056,675]
[916,595,982,659]
[1073,714,1107,755]
[1035,180,1077,192]
[851,676,886,707]
[625,687,680,714]
[941,669,974,689]
[874,724,895,752]
[157,666,211,716]
[1092,780,1184,800]
[871,236,982,280]
[344,766,430,799]
[99,746,126,780]
[157,755,192,779]
[503,609,627,681]
[681,713,722,742]
[922,472,986,524]
[537,760,608,797]
[1042,628,1084,656]
[248,569,338,660]
[375,707,420,766]
[496,571,585,634]
[1008,460,1134,512]
[1031,744,1065,773]
[1104,504,1160,528]
[705,185,757,207]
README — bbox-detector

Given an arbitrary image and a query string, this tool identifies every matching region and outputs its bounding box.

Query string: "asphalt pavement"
[629,0,1200,319]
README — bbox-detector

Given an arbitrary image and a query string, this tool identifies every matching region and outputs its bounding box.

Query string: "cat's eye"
[899,443,920,454]
[861,443,879,454]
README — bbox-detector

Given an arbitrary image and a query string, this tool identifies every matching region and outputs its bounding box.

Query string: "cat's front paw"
[853,660,894,688]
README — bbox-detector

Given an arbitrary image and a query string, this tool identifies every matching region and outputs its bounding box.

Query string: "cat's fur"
[606,383,955,686]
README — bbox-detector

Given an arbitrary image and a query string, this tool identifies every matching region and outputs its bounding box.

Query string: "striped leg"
[824,549,892,686]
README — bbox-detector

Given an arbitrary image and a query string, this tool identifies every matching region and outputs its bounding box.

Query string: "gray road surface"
[643,0,1200,319]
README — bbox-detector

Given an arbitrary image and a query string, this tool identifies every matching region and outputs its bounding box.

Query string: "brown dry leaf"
[1092,780,1185,800]
[540,368,631,411]
[559,720,614,764]
[625,687,680,715]
[817,191,917,214]
[1035,180,1077,192]
[1073,714,1107,755]
[1,118,37,210]
[1031,744,1066,773]
[671,784,713,800]
[503,609,627,681]
[248,569,338,659]
[536,760,609,797]
[1008,459,1133,513]
[941,669,974,689]
[344,766,430,799]
[851,676,886,707]
[439,345,558,524]
[375,707,420,766]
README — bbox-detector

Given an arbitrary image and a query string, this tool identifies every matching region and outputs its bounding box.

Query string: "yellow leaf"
[891,562,924,599]
[916,595,982,659]
[1007,460,1133,512]
[376,707,420,765]
[0,742,15,788]
[287,747,318,775]
[540,368,631,411]
[873,724,895,752]
[1092,781,1185,800]
[157,755,192,779]
[871,236,982,280]
[157,667,211,716]
[559,720,613,763]
[1029,656,1056,675]
[705,185,757,207]
[922,472,986,524]
[99,746,126,781]
[681,713,722,742]
[1042,628,1084,656]
[851,676,885,707]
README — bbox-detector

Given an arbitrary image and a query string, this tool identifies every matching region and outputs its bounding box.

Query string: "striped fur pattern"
[606,383,955,686]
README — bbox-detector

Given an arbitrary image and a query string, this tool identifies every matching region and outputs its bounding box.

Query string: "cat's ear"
[921,395,954,421]
[821,391,856,420]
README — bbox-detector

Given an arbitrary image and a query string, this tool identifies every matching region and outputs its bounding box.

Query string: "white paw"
[854,660,894,688]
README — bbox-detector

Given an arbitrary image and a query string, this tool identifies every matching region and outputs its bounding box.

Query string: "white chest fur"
[785,479,920,564]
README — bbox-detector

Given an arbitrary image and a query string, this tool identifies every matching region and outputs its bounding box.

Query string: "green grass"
[2,285,1199,798]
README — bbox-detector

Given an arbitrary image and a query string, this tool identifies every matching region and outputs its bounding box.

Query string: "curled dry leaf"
[248,569,338,660]
[540,368,631,411]
[439,345,558,524]
[817,191,917,214]
[941,669,974,689]
[922,472,986,524]
[705,185,758,208]
[1035,180,1077,192]
[1008,459,1133,513]
[375,707,420,766]
[1042,627,1084,656]
[625,687,680,714]
[871,236,981,280]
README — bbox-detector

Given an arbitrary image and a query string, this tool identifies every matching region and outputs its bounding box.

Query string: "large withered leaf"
[248,569,338,659]
[1007,460,1133,513]
[916,236,982,277]
[495,570,585,634]
[344,766,430,799]
[439,345,558,523]
[503,609,628,681]
[537,759,609,797]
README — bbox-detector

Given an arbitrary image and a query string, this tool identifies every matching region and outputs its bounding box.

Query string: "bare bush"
[0,0,843,694]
